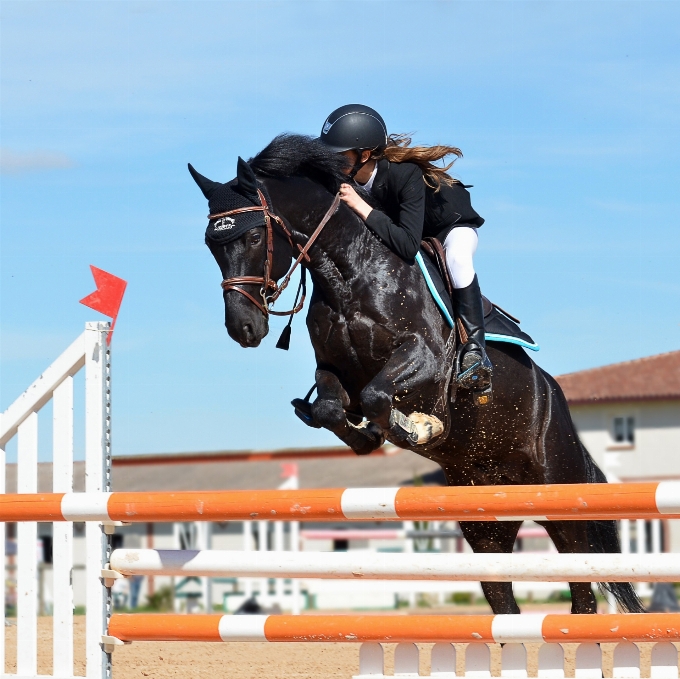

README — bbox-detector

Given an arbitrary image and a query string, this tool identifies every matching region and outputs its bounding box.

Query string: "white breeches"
[443,226,478,289]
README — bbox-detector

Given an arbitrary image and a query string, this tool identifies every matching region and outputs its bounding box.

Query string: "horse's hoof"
[361,420,385,447]
[408,412,444,444]
[344,421,384,455]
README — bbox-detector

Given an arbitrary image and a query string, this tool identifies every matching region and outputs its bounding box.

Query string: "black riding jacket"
[363,158,484,260]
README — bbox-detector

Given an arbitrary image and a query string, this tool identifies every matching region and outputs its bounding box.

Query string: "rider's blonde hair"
[375,134,462,192]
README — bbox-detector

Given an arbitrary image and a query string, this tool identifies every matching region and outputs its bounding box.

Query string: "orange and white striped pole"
[1,481,680,522]
[108,613,680,644]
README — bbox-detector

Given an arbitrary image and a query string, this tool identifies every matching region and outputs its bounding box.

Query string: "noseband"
[208,188,341,318]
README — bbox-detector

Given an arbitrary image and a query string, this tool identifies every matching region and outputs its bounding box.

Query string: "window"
[613,416,635,444]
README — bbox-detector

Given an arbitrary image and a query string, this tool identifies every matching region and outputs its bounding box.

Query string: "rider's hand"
[339,183,373,221]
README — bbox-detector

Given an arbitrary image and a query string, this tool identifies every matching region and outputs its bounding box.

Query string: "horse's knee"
[360,384,392,426]
[315,369,350,403]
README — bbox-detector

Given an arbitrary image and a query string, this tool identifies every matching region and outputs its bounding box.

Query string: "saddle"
[419,237,538,351]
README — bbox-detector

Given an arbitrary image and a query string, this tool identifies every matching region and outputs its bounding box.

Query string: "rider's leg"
[443,227,493,397]
[444,226,478,290]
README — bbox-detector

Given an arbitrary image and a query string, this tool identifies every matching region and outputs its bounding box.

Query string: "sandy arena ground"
[3,613,663,678]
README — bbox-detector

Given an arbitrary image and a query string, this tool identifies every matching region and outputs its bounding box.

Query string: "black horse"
[190,134,643,615]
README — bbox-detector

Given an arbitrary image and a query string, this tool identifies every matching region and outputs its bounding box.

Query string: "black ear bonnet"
[188,158,272,246]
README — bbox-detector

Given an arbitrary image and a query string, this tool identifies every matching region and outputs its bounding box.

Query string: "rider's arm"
[364,163,425,261]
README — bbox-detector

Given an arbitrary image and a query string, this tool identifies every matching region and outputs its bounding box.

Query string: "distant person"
[319,104,491,399]
[649,582,680,612]
[111,576,129,610]
[129,575,144,609]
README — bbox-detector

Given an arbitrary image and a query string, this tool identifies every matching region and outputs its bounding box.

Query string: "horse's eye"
[250,234,262,245]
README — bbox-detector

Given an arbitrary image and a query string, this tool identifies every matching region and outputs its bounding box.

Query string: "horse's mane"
[248,134,348,192]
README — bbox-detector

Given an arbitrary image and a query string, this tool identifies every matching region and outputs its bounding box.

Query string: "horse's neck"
[310,218,381,313]
[271,179,372,310]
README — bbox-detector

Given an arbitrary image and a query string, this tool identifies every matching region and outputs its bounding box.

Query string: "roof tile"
[556,350,680,404]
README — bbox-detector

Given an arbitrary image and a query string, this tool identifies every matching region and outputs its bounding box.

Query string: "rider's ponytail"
[374,134,463,192]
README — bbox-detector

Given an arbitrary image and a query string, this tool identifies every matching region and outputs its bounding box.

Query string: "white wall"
[570,399,680,553]
[570,399,680,481]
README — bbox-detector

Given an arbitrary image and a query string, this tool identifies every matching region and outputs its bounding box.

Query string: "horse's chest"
[307,304,392,369]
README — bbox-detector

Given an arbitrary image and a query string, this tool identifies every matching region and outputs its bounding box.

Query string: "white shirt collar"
[357,163,379,193]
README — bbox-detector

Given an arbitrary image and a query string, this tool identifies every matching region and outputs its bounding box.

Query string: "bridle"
[208,188,341,318]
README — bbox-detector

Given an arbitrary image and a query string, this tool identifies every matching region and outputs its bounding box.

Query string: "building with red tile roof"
[556,351,680,405]
[556,351,680,557]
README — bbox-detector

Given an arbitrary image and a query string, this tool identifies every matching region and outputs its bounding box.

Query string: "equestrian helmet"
[319,104,388,153]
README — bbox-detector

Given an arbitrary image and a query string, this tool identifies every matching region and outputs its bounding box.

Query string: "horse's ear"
[188,163,221,200]
[236,156,259,201]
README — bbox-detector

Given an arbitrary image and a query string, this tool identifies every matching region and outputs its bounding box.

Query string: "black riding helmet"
[319,104,388,153]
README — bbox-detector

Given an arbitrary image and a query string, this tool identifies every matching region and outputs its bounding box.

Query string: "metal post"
[403,520,416,608]
[621,519,631,554]
[274,521,284,605]
[258,520,269,605]
[242,521,253,599]
[652,519,662,554]
[290,520,300,615]
[284,470,301,615]
[636,518,647,596]
[199,522,212,611]
[85,322,111,679]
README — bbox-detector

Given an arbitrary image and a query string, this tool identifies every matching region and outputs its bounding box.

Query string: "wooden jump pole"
[109,548,680,582]
[2,481,680,522]
[108,613,680,644]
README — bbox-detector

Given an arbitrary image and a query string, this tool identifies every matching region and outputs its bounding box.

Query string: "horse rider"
[319,104,492,399]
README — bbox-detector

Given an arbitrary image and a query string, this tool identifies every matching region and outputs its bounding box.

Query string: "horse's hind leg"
[459,520,523,614]
[540,520,598,614]
[311,369,384,455]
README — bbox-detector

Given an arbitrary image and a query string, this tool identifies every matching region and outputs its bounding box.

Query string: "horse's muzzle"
[226,320,264,348]
[239,323,262,348]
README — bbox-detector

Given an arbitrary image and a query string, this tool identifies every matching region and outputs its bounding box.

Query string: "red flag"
[281,462,299,479]
[79,266,127,345]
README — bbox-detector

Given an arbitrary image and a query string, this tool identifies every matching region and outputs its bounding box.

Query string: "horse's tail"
[583,451,646,613]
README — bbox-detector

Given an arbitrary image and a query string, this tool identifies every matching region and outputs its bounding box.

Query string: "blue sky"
[1,1,679,459]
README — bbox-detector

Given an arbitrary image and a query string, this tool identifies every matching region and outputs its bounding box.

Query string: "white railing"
[354,640,678,679]
[0,322,110,679]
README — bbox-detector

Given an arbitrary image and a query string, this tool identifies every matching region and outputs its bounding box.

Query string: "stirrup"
[455,341,493,390]
[291,398,321,428]
[291,383,320,428]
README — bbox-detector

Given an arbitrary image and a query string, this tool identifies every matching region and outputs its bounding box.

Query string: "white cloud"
[0,148,74,174]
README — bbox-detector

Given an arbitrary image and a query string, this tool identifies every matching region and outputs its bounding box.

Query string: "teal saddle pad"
[415,250,539,352]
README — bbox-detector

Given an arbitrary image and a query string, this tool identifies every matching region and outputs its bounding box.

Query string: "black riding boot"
[454,275,493,405]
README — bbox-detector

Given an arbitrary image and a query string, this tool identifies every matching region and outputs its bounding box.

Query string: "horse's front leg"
[311,369,385,455]
[360,333,443,447]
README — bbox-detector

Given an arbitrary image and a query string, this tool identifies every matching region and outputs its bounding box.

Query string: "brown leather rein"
[208,188,341,318]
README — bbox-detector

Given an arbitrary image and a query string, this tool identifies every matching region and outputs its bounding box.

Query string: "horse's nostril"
[243,323,254,341]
